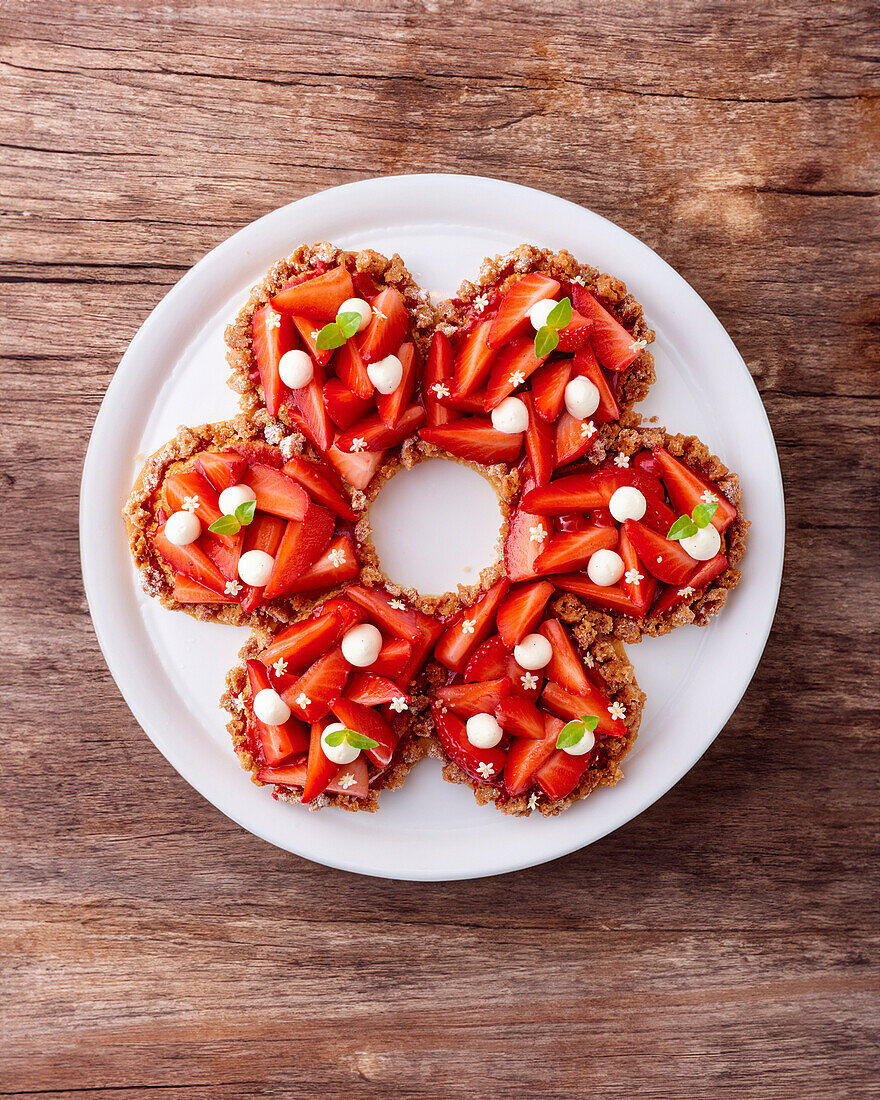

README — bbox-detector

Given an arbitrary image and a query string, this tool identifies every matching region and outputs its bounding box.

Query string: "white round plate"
[80,174,784,881]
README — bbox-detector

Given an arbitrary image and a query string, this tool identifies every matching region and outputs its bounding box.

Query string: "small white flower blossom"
[328,547,346,568]
[461,619,476,635]
[432,382,451,399]
[527,791,539,810]
[272,659,288,677]
[613,453,630,468]
[528,524,547,544]
[266,310,281,329]
[608,701,627,722]
[390,599,406,610]
[472,292,490,312]
[580,420,596,438]
[570,275,586,287]
[350,437,368,453]
[701,489,719,504]
[583,651,595,668]
[390,696,409,713]
[631,338,648,353]
[295,692,311,709]
[337,772,356,790]
[231,694,245,713]
[310,329,320,341]
[624,569,644,585]
[477,761,495,780]
[509,370,526,388]
[181,495,199,513]
[521,672,539,692]
[224,580,242,596]
[678,586,695,599]
[372,305,386,320]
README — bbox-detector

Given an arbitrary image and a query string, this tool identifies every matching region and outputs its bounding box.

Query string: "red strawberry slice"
[573,344,619,422]
[357,287,408,364]
[286,358,334,451]
[326,440,385,489]
[351,271,379,300]
[345,672,410,708]
[652,447,737,532]
[424,331,454,427]
[572,285,647,372]
[431,704,506,786]
[376,342,417,428]
[317,596,367,632]
[553,573,647,617]
[531,357,573,422]
[262,504,335,600]
[464,634,507,682]
[651,552,729,616]
[484,338,547,410]
[504,472,550,583]
[282,646,350,723]
[290,315,333,369]
[371,637,412,681]
[434,579,510,673]
[165,468,225,535]
[437,388,490,414]
[535,746,592,801]
[270,264,354,321]
[331,697,398,769]
[487,273,561,348]
[171,573,237,604]
[278,535,359,594]
[534,525,619,575]
[555,412,598,468]
[541,680,625,737]
[282,456,357,522]
[243,464,309,521]
[522,475,605,514]
[153,528,227,594]
[496,579,554,648]
[504,716,562,796]
[618,524,656,615]
[494,695,545,740]
[322,377,373,432]
[302,720,347,802]
[226,440,283,468]
[522,390,554,487]
[252,305,292,416]
[538,619,592,696]
[555,309,593,352]
[336,405,425,453]
[435,677,512,719]
[623,519,695,585]
[418,420,523,465]
[346,586,444,650]
[238,513,286,612]
[195,450,248,492]
[261,611,343,669]
[333,338,373,400]
[201,530,243,581]
[259,756,368,800]
[451,320,496,396]
[246,660,310,765]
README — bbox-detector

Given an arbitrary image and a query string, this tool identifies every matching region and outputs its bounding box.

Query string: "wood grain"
[1,1,878,1097]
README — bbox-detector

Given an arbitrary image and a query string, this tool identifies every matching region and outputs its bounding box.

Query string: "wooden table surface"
[2,2,878,1097]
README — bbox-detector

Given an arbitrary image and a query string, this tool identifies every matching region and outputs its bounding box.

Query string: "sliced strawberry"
[322,377,373,432]
[531,357,573,421]
[286,359,334,451]
[238,513,286,612]
[317,596,367,633]
[623,519,695,585]
[507,653,544,700]
[618,524,656,616]
[195,450,248,492]
[451,320,496,396]
[282,646,350,723]
[553,573,647,617]
[165,468,224,535]
[572,285,647,372]
[201,529,243,581]
[496,579,554,648]
[487,274,560,348]
[246,659,310,765]
[573,344,619,422]
[171,573,237,603]
[555,309,593,352]
[534,525,619,575]
[282,456,357,522]
[252,305,291,416]
[357,287,408,364]
[326,440,385,489]
[538,619,592,695]
[336,405,425,453]
[271,264,354,320]
[464,634,508,682]
[484,338,546,410]
[331,697,397,769]
[376,342,417,428]
[333,337,373,400]
[351,271,379,300]
[438,388,490,415]
[535,747,592,800]
[290,315,333,369]
[262,504,335,600]
[651,552,729,616]
[434,579,510,673]
[261,611,344,670]
[259,756,369,799]
[522,475,605,514]
[522,390,554,487]
[153,528,227,594]
[504,473,550,583]
[652,447,737,532]
[555,412,598,468]
[302,721,346,803]
[346,586,444,650]
[541,680,626,737]
[435,677,512,719]
[504,717,562,796]
[226,440,283,469]
[418,420,522,465]
[278,535,359,594]
[431,704,506,786]
[345,672,410,708]
[242,464,309,521]
[371,637,412,681]
[424,331,454,427]
[494,695,545,740]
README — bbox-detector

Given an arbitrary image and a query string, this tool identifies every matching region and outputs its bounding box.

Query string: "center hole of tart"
[368,459,505,596]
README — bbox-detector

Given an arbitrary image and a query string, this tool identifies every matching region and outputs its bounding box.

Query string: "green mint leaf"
[336,311,362,339]
[534,325,560,358]
[691,501,718,529]
[345,731,380,751]
[557,720,586,749]
[315,322,346,351]
[546,296,572,330]
[323,727,351,747]
[234,499,257,526]
[667,514,698,541]
[579,714,599,731]
[208,514,242,536]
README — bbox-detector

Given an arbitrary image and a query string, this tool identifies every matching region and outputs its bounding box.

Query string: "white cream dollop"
[587,548,625,587]
[528,297,559,330]
[564,376,601,419]
[218,483,257,515]
[253,688,291,725]
[321,720,361,765]
[608,485,647,523]
[340,623,383,667]
[367,354,403,394]
[490,396,529,434]
[513,633,553,670]
[278,349,314,389]
[465,713,504,749]
[561,727,596,757]
[237,549,274,586]
[338,297,372,332]
[164,510,201,546]
[680,523,721,561]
